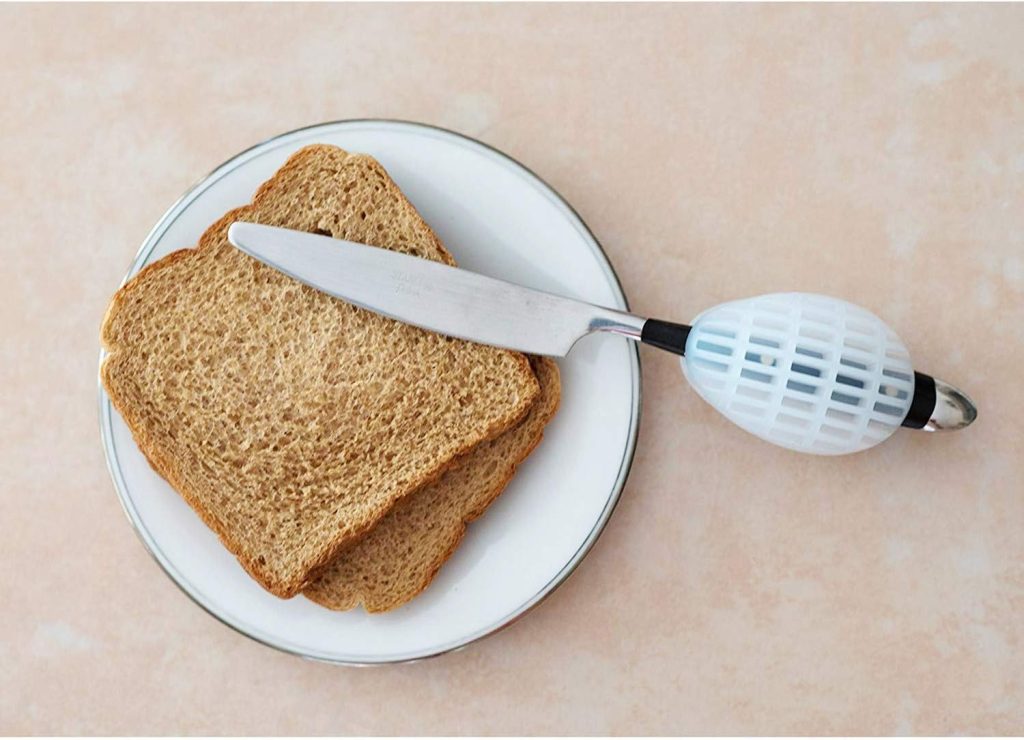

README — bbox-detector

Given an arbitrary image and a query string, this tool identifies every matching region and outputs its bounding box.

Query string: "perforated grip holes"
[681,293,915,455]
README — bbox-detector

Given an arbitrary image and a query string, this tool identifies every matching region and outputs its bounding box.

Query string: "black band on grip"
[640,319,692,356]
[901,371,936,429]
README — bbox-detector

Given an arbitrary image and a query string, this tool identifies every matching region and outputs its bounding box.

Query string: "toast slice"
[101,145,540,598]
[304,356,560,612]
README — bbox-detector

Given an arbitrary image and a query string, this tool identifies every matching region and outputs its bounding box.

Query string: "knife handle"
[675,292,976,454]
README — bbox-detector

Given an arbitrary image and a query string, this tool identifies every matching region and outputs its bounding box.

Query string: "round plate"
[98,120,641,664]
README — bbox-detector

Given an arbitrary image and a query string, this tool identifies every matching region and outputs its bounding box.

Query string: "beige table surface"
[3,3,1023,735]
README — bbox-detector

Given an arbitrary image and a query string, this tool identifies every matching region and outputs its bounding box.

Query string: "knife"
[228,222,976,456]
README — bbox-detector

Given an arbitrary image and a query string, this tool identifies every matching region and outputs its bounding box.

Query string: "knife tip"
[226,220,246,248]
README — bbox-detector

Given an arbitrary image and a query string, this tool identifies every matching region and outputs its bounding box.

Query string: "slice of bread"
[304,355,560,612]
[101,145,540,598]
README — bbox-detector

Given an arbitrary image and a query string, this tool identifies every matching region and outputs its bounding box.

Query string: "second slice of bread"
[100,145,540,598]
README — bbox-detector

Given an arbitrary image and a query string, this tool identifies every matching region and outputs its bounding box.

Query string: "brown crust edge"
[99,144,540,598]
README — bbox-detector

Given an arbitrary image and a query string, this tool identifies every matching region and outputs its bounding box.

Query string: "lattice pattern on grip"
[681,293,915,455]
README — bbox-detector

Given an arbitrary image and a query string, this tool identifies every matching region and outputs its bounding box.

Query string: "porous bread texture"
[304,356,561,612]
[100,144,540,598]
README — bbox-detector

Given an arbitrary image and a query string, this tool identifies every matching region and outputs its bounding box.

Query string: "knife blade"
[227,221,649,357]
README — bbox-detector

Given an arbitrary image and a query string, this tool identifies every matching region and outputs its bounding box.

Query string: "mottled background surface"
[2,3,1022,735]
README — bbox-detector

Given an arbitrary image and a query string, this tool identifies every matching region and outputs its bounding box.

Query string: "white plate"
[98,120,641,664]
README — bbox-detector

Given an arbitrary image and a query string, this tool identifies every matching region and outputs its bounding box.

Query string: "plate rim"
[97,118,642,665]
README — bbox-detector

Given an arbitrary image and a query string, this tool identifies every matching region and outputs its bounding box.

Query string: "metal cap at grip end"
[925,377,978,432]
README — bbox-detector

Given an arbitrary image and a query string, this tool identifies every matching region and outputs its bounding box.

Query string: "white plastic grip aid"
[681,293,916,455]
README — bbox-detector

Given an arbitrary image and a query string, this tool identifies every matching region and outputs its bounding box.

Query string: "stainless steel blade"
[227,222,645,357]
